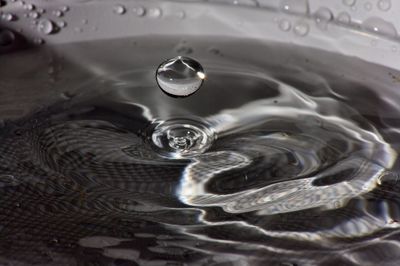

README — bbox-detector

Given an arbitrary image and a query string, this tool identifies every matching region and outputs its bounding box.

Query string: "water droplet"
[61,6,69,12]
[314,7,333,29]
[370,39,378,46]
[74,27,83,33]
[293,21,309,36]
[29,11,40,19]
[391,45,398,52]
[52,10,63,17]
[2,13,16,21]
[0,30,15,46]
[156,56,205,97]
[37,8,45,14]
[57,20,66,28]
[343,0,356,7]
[133,6,146,16]
[364,2,372,11]
[378,0,391,11]
[337,12,351,24]
[362,17,397,37]
[278,19,291,31]
[279,0,309,15]
[37,19,55,35]
[24,3,34,10]
[150,118,215,158]
[82,19,88,25]
[113,4,126,15]
[148,8,162,18]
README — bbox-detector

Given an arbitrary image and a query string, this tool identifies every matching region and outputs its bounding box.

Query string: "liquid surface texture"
[1,6,400,265]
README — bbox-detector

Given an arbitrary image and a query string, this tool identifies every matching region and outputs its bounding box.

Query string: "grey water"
[1,34,400,266]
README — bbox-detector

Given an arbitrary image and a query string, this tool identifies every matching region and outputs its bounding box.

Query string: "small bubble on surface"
[378,0,391,11]
[37,19,55,35]
[278,19,291,31]
[113,4,126,15]
[293,21,309,36]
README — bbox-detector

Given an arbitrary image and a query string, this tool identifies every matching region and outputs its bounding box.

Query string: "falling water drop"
[377,0,391,11]
[156,56,205,97]
[113,4,126,15]
[293,21,310,36]
[37,19,55,35]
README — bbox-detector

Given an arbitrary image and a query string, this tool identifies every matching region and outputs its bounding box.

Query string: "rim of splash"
[1,0,400,70]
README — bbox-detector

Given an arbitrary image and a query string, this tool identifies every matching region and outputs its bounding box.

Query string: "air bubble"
[362,17,397,38]
[337,12,351,24]
[343,0,356,7]
[38,19,55,35]
[278,19,291,31]
[378,0,391,11]
[113,4,126,15]
[293,21,309,36]
[314,7,333,29]
[133,6,146,16]
[37,8,45,14]
[156,56,205,97]
[148,8,162,18]
[0,30,15,46]
[279,0,309,15]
